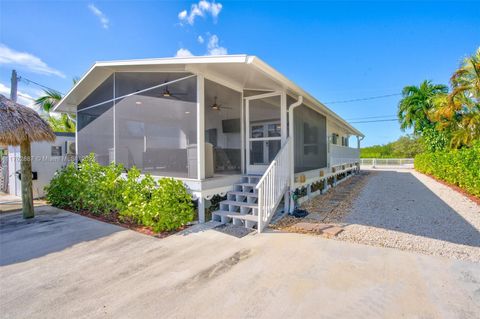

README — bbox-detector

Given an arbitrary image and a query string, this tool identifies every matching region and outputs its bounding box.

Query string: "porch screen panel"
[293,105,327,173]
[204,80,242,176]
[78,75,113,110]
[115,72,192,97]
[77,102,114,165]
[115,75,198,178]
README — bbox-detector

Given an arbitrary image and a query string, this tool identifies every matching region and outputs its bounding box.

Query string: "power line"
[325,93,401,104]
[18,76,64,95]
[349,119,398,124]
[345,114,397,121]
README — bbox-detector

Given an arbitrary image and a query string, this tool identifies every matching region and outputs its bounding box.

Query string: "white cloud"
[88,3,109,29]
[175,48,194,57]
[0,82,37,107]
[178,1,223,25]
[197,35,204,44]
[0,44,65,78]
[206,34,227,55]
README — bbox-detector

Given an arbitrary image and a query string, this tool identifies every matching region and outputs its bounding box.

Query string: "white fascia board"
[94,54,249,67]
[52,62,98,113]
[249,57,364,137]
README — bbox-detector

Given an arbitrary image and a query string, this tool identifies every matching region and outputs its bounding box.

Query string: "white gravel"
[337,168,480,262]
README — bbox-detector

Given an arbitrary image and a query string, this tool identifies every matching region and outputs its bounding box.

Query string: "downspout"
[288,96,303,196]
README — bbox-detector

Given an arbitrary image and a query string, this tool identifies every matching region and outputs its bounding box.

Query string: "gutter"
[288,95,303,188]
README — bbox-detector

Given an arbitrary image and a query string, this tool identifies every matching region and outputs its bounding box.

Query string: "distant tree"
[398,80,448,135]
[361,135,424,158]
[391,135,424,158]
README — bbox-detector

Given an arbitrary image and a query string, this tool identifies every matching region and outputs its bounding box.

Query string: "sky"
[0,0,478,146]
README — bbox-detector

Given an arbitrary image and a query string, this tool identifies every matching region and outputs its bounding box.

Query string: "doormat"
[214,224,255,238]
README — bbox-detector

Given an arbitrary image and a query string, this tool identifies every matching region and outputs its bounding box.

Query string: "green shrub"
[45,154,194,232]
[145,178,195,232]
[45,162,83,210]
[414,141,480,197]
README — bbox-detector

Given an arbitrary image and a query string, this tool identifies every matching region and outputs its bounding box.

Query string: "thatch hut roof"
[0,94,56,146]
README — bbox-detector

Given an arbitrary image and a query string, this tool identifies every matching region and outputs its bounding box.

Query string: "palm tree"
[432,48,480,147]
[397,80,448,135]
[35,85,76,133]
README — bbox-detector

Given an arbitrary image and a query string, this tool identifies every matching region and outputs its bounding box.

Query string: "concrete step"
[235,183,257,188]
[228,191,258,198]
[219,200,258,209]
[212,210,258,222]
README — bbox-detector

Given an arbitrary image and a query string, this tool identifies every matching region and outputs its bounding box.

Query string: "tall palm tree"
[398,80,448,134]
[431,47,480,147]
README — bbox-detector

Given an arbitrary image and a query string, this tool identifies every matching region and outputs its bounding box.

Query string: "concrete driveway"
[1,206,479,318]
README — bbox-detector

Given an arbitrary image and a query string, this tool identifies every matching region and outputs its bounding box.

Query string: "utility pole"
[10,70,18,102]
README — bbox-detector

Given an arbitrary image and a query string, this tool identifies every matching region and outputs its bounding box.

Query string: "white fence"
[330,144,360,166]
[256,138,291,233]
[360,158,414,168]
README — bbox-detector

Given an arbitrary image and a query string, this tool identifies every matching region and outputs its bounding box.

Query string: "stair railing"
[256,137,291,233]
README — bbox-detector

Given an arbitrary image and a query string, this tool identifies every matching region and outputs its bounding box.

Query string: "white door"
[246,93,286,175]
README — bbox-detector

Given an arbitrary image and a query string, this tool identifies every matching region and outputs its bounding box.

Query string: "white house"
[54,55,363,232]
[8,132,75,198]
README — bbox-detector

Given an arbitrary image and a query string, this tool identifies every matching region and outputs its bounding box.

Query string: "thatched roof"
[0,94,56,146]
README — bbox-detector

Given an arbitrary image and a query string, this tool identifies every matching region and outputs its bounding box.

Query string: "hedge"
[414,141,480,198]
[45,154,194,232]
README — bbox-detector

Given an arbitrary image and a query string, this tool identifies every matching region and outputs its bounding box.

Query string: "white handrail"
[256,138,291,233]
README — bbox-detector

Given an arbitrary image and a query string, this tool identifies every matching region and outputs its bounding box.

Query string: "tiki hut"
[0,94,55,218]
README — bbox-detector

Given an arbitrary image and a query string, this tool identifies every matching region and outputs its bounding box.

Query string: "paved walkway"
[0,192,48,213]
[1,206,479,318]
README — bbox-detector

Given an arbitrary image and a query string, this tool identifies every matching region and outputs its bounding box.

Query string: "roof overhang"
[54,54,363,137]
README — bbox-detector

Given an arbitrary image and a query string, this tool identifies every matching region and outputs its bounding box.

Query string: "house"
[7,132,75,198]
[54,55,364,232]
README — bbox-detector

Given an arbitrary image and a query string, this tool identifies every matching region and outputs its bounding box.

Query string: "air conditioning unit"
[66,141,76,155]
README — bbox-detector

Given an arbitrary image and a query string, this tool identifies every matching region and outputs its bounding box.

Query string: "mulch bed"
[64,208,189,238]
[273,171,372,233]
[416,171,480,206]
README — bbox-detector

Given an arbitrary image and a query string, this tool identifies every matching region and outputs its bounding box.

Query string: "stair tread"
[228,191,258,197]
[212,210,258,222]
[236,183,257,187]
[220,200,258,208]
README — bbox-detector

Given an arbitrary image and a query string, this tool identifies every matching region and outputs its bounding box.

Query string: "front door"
[246,93,285,174]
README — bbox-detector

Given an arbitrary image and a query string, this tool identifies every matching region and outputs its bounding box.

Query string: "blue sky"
[1,0,478,146]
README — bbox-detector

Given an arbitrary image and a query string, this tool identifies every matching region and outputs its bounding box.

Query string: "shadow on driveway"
[0,206,124,266]
[345,170,480,247]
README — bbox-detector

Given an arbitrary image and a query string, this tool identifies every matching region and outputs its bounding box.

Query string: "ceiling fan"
[161,80,188,100]
[210,96,232,111]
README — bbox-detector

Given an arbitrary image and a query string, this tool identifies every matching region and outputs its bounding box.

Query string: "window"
[332,133,338,145]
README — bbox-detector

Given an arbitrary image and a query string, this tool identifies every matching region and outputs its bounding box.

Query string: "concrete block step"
[212,210,258,222]
[235,183,257,188]
[219,200,258,209]
[228,191,258,198]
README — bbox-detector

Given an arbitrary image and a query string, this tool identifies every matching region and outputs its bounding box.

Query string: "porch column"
[197,75,205,180]
[281,92,287,144]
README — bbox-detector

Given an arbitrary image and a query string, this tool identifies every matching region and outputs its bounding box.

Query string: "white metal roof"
[54,54,363,137]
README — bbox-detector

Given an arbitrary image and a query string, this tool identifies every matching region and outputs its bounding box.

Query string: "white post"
[240,92,245,174]
[280,92,287,144]
[197,75,205,180]
[197,195,205,223]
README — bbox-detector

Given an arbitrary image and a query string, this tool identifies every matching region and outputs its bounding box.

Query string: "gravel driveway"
[338,169,480,262]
